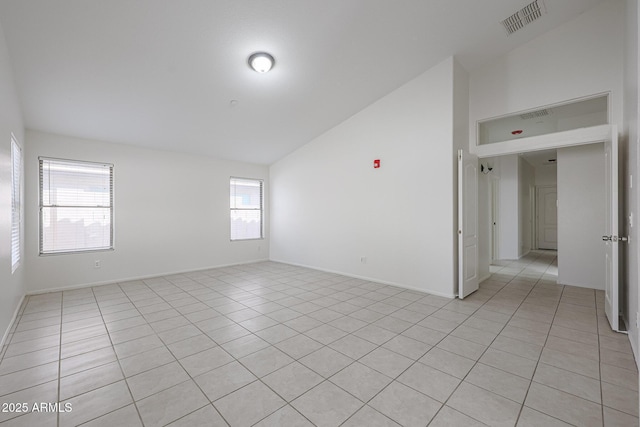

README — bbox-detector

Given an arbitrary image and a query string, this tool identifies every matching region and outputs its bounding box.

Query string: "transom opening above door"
[477,94,609,146]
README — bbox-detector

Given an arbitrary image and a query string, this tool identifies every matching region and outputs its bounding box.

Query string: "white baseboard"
[9,258,458,355]
[269,258,456,299]
[1,294,25,351]
[27,258,271,295]
[518,250,531,259]
[479,273,491,283]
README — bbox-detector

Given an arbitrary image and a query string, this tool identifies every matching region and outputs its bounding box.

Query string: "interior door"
[603,128,620,331]
[537,186,558,250]
[458,149,479,298]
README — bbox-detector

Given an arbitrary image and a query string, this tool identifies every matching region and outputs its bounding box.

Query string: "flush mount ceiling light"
[248,52,275,73]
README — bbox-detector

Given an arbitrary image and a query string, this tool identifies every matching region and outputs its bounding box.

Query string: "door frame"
[490,177,500,262]
[530,183,537,250]
[472,124,611,159]
[474,124,620,332]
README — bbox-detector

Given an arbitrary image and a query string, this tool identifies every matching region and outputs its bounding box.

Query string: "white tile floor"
[0,251,637,426]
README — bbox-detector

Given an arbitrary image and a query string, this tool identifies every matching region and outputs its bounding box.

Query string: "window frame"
[39,156,114,255]
[10,134,21,273]
[230,177,264,241]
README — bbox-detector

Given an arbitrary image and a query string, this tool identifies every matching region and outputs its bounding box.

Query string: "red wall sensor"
[373,159,380,168]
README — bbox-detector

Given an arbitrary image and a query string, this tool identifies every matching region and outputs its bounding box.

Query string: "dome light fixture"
[248,52,275,73]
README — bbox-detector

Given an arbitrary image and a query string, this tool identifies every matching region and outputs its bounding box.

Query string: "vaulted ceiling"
[0,0,604,164]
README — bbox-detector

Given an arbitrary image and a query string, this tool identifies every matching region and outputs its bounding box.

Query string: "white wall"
[534,164,558,187]
[518,157,535,257]
[270,57,458,297]
[624,0,639,360]
[469,0,625,144]
[453,58,470,288]
[497,155,519,259]
[470,0,625,298]
[557,143,606,289]
[0,23,25,347]
[24,131,269,293]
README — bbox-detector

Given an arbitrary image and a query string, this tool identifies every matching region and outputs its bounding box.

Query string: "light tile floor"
[0,251,637,426]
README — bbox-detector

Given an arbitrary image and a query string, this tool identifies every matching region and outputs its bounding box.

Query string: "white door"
[458,149,479,298]
[603,128,620,331]
[537,186,558,250]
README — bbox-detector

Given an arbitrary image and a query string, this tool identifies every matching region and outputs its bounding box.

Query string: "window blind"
[230,177,263,240]
[11,136,21,272]
[39,157,114,254]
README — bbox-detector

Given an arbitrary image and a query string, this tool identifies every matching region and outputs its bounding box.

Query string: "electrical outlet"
[94,260,101,269]
[360,256,367,264]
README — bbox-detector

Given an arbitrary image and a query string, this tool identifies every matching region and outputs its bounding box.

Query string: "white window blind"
[39,158,113,254]
[11,136,21,273]
[230,177,263,240]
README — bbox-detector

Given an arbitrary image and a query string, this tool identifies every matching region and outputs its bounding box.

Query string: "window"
[39,157,113,254]
[230,177,263,240]
[11,135,21,272]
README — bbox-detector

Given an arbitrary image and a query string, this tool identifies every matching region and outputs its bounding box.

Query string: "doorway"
[536,185,558,250]
[470,125,620,332]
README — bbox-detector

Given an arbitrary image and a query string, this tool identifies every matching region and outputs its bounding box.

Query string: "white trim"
[27,259,270,295]
[473,124,612,158]
[38,157,114,255]
[230,177,264,241]
[474,92,611,149]
[0,294,25,351]
[27,257,456,299]
[269,258,456,299]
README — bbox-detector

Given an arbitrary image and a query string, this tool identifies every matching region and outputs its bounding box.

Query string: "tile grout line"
[189,267,436,426]
[57,292,63,427]
[5,255,631,426]
[423,250,558,424]
[339,254,554,425]
[512,253,569,426]
[0,296,36,425]
[179,256,552,426]
[85,282,146,426]
[596,283,605,426]
[426,262,537,425]
[122,267,324,425]
[143,276,245,426]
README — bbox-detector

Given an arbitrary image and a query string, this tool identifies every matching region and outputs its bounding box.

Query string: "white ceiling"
[0,0,604,164]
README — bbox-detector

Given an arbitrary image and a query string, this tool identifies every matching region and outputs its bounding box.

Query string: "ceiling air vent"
[519,109,550,120]
[501,0,545,35]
